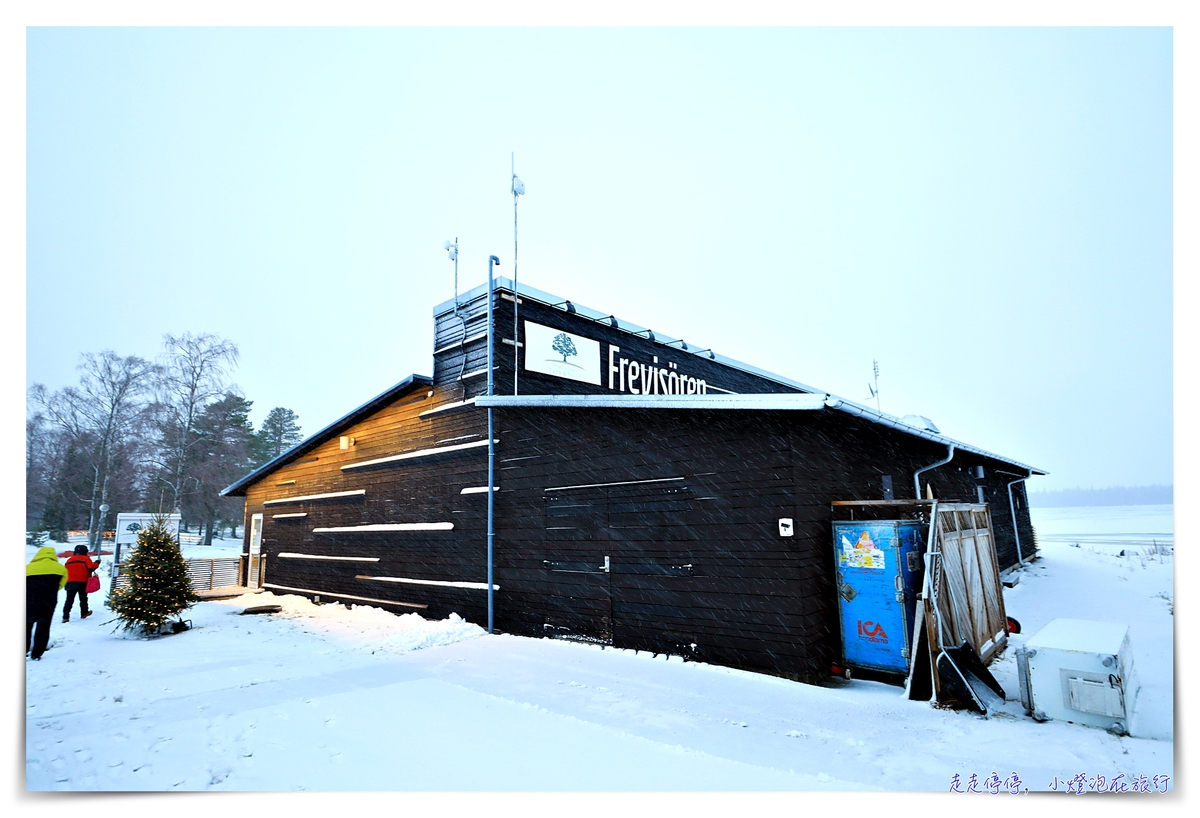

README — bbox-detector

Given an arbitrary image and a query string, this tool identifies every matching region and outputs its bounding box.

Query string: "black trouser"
[27,614,53,659]
[63,582,90,618]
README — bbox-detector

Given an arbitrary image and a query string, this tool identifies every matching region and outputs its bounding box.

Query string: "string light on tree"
[107,515,198,635]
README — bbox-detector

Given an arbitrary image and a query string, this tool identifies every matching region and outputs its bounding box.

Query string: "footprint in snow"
[74,749,92,762]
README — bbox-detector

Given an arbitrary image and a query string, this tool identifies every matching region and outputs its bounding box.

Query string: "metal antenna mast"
[511,154,525,394]
[872,359,881,412]
[444,238,459,311]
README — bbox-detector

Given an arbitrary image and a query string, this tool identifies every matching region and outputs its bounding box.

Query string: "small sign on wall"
[779,518,794,537]
[524,321,601,385]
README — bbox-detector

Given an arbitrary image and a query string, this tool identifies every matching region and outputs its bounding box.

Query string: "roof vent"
[900,414,940,434]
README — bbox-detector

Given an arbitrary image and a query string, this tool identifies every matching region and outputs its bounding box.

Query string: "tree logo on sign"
[551,333,578,363]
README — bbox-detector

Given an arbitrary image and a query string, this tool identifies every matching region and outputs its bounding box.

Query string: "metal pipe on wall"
[913,444,955,500]
[1006,470,1032,567]
[487,255,500,634]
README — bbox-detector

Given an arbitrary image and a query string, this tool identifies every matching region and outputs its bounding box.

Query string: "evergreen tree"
[251,407,303,467]
[187,393,255,544]
[108,516,199,635]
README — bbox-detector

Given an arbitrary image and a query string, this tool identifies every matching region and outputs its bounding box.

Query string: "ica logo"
[857,620,888,643]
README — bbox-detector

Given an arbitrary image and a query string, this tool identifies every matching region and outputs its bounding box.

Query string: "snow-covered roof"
[225,282,1044,499]
[476,394,828,411]
[450,278,1045,476]
[478,393,1045,475]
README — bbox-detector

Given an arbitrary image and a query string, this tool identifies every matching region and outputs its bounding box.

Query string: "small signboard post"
[113,513,182,572]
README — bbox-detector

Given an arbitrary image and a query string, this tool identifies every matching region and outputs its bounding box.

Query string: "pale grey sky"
[24,26,1174,492]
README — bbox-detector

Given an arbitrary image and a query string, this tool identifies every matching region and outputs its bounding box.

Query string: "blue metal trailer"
[832,520,927,675]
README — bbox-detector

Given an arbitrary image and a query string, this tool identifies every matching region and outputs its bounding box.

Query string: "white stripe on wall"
[263,489,366,506]
[355,575,499,591]
[418,397,477,418]
[276,553,380,562]
[432,330,488,355]
[544,476,685,492]
[262,583,428,609]
[272,513,308,519]
[312,523,455,533]
[460,486,499,494]
[341,439,493,471]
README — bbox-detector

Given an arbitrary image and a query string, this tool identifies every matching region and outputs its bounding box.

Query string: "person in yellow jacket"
[27,546,67,660]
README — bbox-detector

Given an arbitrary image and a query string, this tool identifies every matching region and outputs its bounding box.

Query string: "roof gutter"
[824,397,1045,476]
[914,444,956,500]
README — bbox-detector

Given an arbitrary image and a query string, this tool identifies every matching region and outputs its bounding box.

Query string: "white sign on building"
[523,321,601,385]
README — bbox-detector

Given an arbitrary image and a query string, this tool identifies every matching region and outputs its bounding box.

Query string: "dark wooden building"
[222,278,1044,681]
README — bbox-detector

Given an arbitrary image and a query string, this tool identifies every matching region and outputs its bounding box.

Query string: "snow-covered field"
[23,506,1176,798]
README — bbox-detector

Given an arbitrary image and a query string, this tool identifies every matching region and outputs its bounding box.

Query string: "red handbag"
[86,574,101,594]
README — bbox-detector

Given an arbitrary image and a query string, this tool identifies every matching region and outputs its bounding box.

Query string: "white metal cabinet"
[1016,618,1139,736]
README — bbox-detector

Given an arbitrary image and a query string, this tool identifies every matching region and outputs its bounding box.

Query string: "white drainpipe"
[913,444,955,500]
[1006,470,1032,567]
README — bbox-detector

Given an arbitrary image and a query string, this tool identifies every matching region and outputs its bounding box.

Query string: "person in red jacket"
[63,544,100,622]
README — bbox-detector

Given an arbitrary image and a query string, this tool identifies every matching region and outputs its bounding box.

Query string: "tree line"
[27,332,304,547]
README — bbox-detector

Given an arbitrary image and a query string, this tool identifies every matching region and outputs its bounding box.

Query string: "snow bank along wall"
[222,278,1042,681]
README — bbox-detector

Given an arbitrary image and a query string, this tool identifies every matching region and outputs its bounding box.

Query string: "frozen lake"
[1029,504,1173,555]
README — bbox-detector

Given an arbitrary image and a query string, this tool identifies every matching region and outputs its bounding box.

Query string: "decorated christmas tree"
[108,515,199,635]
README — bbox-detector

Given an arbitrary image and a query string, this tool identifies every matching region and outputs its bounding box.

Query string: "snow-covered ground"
[24,506,1175,795]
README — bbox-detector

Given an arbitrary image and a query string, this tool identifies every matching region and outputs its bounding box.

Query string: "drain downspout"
[1006,469,1032,567]
[487,254,500,634]
[914,444,955,500]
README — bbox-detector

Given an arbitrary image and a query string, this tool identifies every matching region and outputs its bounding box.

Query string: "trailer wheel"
[1007,616,1021,634]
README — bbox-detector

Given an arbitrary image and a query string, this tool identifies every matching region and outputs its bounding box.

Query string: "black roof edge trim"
[220,374,434,497]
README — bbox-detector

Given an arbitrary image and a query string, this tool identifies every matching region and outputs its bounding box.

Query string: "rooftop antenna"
[867,359,881,412]
[444,238,459,311]
[511,154,525,395]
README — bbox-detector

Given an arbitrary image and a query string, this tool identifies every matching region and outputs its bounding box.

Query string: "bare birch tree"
[151,333,239,519]
[31,353,156,550]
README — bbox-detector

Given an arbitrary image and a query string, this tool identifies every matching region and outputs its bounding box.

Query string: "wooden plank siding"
[229,283,1039,682]
[242,381,494,622]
